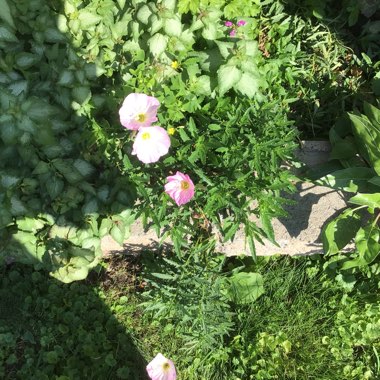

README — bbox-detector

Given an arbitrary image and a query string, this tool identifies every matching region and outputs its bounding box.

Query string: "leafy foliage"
[0,0,306,281]
[313,102,380,274]
[0,264,148,379]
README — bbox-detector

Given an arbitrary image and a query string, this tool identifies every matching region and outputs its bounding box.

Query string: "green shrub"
[0,0,304,281]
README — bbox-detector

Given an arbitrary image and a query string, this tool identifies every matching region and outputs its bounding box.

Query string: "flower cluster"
[119,93,170,164]
[119,93,195,206]
[224,19,246,37]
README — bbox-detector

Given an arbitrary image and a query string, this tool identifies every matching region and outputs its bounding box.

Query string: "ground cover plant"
[2,254,380,379]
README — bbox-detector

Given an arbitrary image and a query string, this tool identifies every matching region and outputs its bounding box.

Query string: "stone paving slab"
[101,141,349,256]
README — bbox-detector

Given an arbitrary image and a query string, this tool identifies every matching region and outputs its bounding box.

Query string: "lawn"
[1,0,380,379]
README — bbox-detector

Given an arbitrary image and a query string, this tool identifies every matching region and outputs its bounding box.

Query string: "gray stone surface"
[101,141,348,257]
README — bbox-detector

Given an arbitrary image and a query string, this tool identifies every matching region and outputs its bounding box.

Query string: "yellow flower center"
[168,127,175,135]
[141,132,151,140]
[137,113,146,122]
[180,180,190,190]
[162,362,170,372]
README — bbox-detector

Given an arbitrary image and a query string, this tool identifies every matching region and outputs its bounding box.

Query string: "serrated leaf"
[46,176,64,199]
[193,75,211,95]
[58,70,74,86]
[72,86,91,104]
[149,14,163,34]
[73,159,95,178]
[148,33,168,56]
[234,71,259,98]
[215,40,234,59]
[218,65,241,95]
[99,218,113,237]
[137,4,152,24]
[10,196,27,216]
[164,17,182,36]
[33,161,50,175]
[0,25,17,42]
[82,198,98,214]
[8,80,28,96]
[77,10,102,29]
[202,23,218,40]
[15,53,39,69]
[110,223,127,246]
[0,0,15,28]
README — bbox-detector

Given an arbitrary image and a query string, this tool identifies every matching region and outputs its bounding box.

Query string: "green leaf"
[349,193,380,209]
[164,17,182,37]
[0,25,17,42]
[15,53,40,69]
[369,176,380,188]
[110,223,127,246]
[363,102,380,128]
[150,272,176,280]
[215,41,234,59]
[46,176,64,200]
[99,218,113,237]
[329,139,357,160]
[218,65,241,96]
[356,224,380,264]
[136,4,152,24]
[193,75,211,95]
[349,113,380,175]
[228,272,264,304]
[316,167,375,193]
[234,71,259,98]
[0,0,15,28]
[77,11,102,29]
[72,86,91,104]
[260,211,276,244]
[202,23,218,40]
[58,70,74,86]
[148,33,168,56]
[322,208,361,255]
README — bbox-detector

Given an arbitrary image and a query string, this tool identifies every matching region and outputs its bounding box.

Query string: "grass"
[2,253,379,379]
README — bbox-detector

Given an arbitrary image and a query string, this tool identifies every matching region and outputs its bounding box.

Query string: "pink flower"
[165,171,195,206]
[132,126,171,164]
[146,353,176,380]
[119,93,160,130]
[224,21,233,27]
[229,29,236,37]
[237,20,246,27]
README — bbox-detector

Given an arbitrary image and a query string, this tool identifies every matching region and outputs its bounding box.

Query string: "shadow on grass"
[0,260,149,380]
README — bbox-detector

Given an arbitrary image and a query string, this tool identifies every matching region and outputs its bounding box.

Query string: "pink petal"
[119,93,160,130]
[164,171,195,206]
[132,126,171,164]
[146,353,176,380]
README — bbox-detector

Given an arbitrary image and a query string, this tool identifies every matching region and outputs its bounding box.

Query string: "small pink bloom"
[224,21,233,27]
[229,29,236,37]
[237,20,246,27]
[165,171,195,206]
[119,93,160,130]
[146,353,176,380]
[132,126,171,164]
